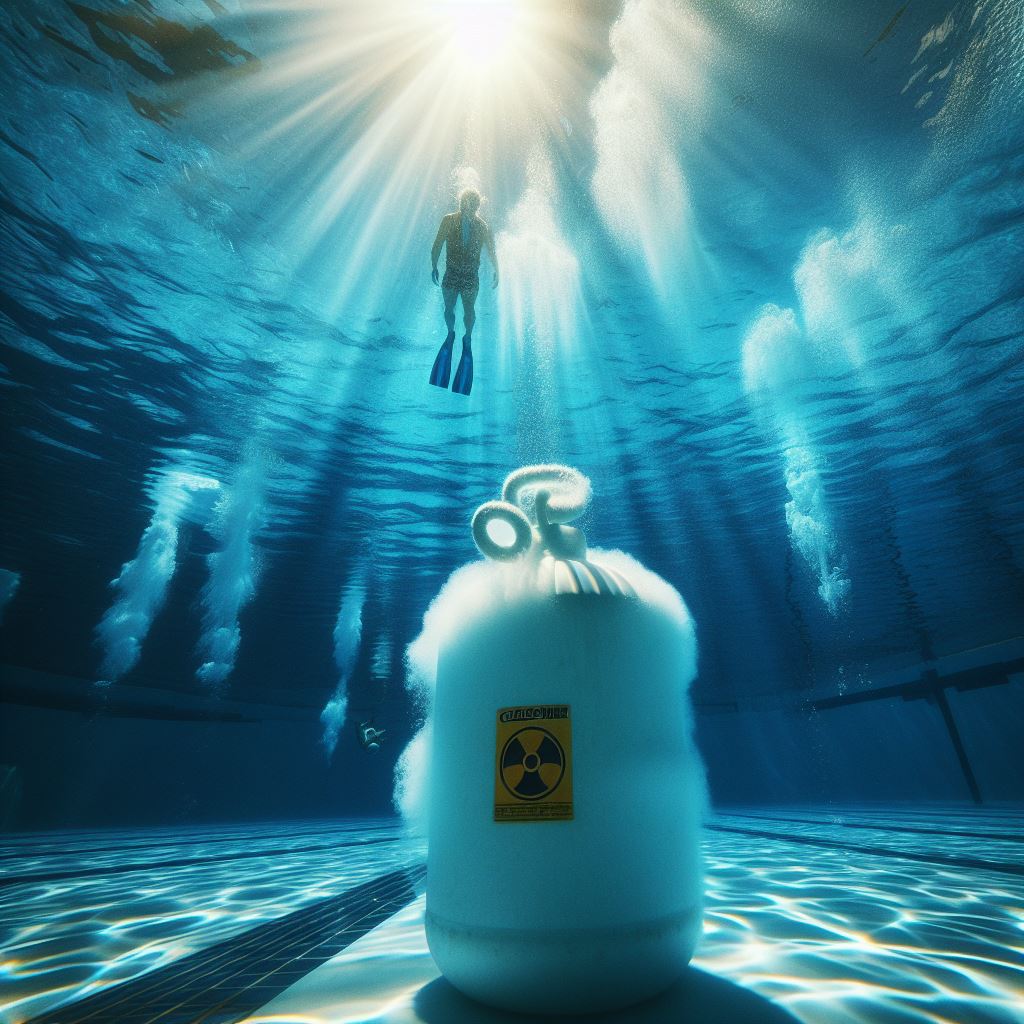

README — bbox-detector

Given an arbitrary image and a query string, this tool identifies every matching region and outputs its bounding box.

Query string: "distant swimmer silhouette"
[429,187,499,396]
[358,721,386,752]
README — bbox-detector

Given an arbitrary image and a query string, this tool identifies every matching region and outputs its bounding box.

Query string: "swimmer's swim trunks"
[440,213,488,290]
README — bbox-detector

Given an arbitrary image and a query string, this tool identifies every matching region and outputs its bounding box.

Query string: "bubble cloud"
[196,458,265,688]
[319,574,366,758]
[96,469,219,682]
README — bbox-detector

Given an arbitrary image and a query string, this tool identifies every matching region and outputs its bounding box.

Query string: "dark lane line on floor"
[834,806,1024,822]
[26,863,427,1024]
[706,825,1024,877]
[0,836,400,888]
[719,813,1024,843]
[0,819,399,854]
[0,823,400,863]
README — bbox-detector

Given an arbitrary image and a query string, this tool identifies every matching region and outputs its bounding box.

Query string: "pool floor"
[2,808,1021,1023]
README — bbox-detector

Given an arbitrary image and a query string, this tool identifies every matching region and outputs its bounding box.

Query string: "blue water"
[2,4,1024,1022]
[1,1,1023,814]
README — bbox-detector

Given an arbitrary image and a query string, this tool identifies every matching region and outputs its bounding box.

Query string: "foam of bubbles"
[737,213,916,614]
[393,720,431,833]
[496,148,581,355]
[740,303,808,397]
[452,165,483,202]
[743,220,892,397]
[0,568,21,624]
[794,221,894,373]
[783,446,851,613]
[393,547,703,832]
[320,576,366,758]
[196,458,265,688]
[590,0,708,298]
[742,305,852,614]
[95,469,219,682]
[392,558,540,833]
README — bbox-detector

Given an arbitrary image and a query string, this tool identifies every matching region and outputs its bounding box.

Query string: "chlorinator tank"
[424,465,705,1015]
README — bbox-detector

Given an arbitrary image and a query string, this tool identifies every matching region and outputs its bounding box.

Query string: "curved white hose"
[501,465,592,524]
[471,500,533,561]
[473,465,592,562]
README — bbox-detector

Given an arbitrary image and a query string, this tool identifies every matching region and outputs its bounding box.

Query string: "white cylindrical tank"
[425,465,704,1015]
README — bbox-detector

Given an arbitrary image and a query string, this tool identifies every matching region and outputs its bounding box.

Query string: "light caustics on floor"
[1,808,1021,1024]
[0,821,422,1024]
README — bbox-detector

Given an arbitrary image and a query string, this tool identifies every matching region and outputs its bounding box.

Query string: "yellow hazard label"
[494,705,573,822]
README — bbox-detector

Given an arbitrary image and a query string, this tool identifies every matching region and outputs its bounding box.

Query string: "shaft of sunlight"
[208,0,598,326]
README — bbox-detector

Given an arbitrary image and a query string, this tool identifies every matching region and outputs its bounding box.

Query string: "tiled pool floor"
[2,809,1021,1023]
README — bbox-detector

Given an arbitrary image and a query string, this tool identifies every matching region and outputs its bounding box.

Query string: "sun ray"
[174,0,609,328]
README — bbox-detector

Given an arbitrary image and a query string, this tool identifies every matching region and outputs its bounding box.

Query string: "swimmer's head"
[458,188,481,215]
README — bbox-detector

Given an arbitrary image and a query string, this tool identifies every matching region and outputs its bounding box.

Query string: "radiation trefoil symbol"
[500,727,566,801]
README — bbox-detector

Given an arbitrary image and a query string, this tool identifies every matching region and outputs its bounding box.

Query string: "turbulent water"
[1,0,1023,816]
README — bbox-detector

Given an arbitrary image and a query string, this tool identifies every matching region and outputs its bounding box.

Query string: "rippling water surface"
[3,0,1022,723]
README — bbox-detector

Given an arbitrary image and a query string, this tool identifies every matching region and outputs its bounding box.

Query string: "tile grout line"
[706,824,1024,877]
[26,863,425,1024]
[70,874,411,1021]
[0,836,400,887]
[716,812,1024,842]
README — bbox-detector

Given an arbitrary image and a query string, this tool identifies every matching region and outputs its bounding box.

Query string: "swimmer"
[428,187,499,396]
[358,721,386,752]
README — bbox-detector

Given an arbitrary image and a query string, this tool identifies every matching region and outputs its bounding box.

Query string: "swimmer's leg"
[461,284,479,341]
[452,285,477,396]
[442,286,458,343]
[430,286,459,388]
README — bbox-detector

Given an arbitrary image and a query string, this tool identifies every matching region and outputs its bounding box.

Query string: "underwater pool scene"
[1,0,1023,1021]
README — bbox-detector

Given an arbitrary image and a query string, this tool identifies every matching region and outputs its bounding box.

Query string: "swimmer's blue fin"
[452,342,473,396]
[429,334,455,389]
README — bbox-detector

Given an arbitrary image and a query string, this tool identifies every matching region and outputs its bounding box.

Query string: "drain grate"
[28,863,426,1024]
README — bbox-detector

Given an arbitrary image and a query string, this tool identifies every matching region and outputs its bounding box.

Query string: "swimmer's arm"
[430,216,450,280]
[485,224,499,288]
